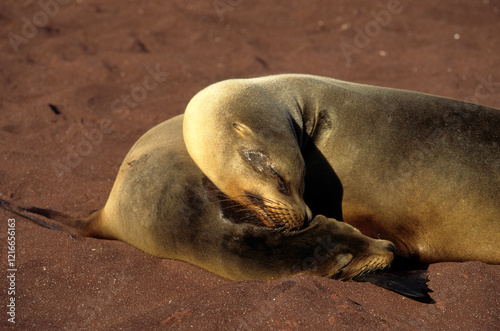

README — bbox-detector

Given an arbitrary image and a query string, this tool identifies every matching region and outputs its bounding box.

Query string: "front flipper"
[356,269,433,303]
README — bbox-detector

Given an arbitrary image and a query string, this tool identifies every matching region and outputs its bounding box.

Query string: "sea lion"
[183,74,500,264]
[0,115,396,283]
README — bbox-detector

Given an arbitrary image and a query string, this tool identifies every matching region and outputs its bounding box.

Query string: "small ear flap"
[232,122,252,136]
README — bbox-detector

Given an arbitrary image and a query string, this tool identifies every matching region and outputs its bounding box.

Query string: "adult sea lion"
[0,115,397,283]
[183,74,500,264]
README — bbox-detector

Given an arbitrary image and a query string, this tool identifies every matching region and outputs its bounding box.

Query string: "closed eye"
[269,167,291,195]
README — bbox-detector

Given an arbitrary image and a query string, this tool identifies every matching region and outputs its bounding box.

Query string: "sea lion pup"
[183,74,500,264]
[0,115,397,284]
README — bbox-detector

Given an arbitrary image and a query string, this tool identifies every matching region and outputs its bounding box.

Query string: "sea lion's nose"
[386,243,396,253]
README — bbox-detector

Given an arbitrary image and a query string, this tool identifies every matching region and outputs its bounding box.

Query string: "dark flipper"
[356,269,434,303]
[0,198,99,237]
[0,198,64,231]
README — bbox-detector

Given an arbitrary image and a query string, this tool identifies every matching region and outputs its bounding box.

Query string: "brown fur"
[0,115,395,281]
[184,74,500,264]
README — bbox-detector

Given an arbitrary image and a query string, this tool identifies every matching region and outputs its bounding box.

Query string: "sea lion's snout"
[242,192,313,229]
[372,239,397,260]
[386,242,396,254]
[277,202,313,229]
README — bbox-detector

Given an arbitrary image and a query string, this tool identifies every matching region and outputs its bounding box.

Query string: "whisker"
[207,190,304,229]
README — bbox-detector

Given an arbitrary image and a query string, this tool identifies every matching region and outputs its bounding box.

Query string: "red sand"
[1,0,499,329]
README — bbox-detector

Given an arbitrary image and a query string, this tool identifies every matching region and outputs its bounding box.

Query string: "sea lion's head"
[184,79,312,228]
[298,215,396,280]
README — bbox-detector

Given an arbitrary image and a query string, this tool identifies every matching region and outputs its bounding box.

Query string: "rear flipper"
[0,198,99,237]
